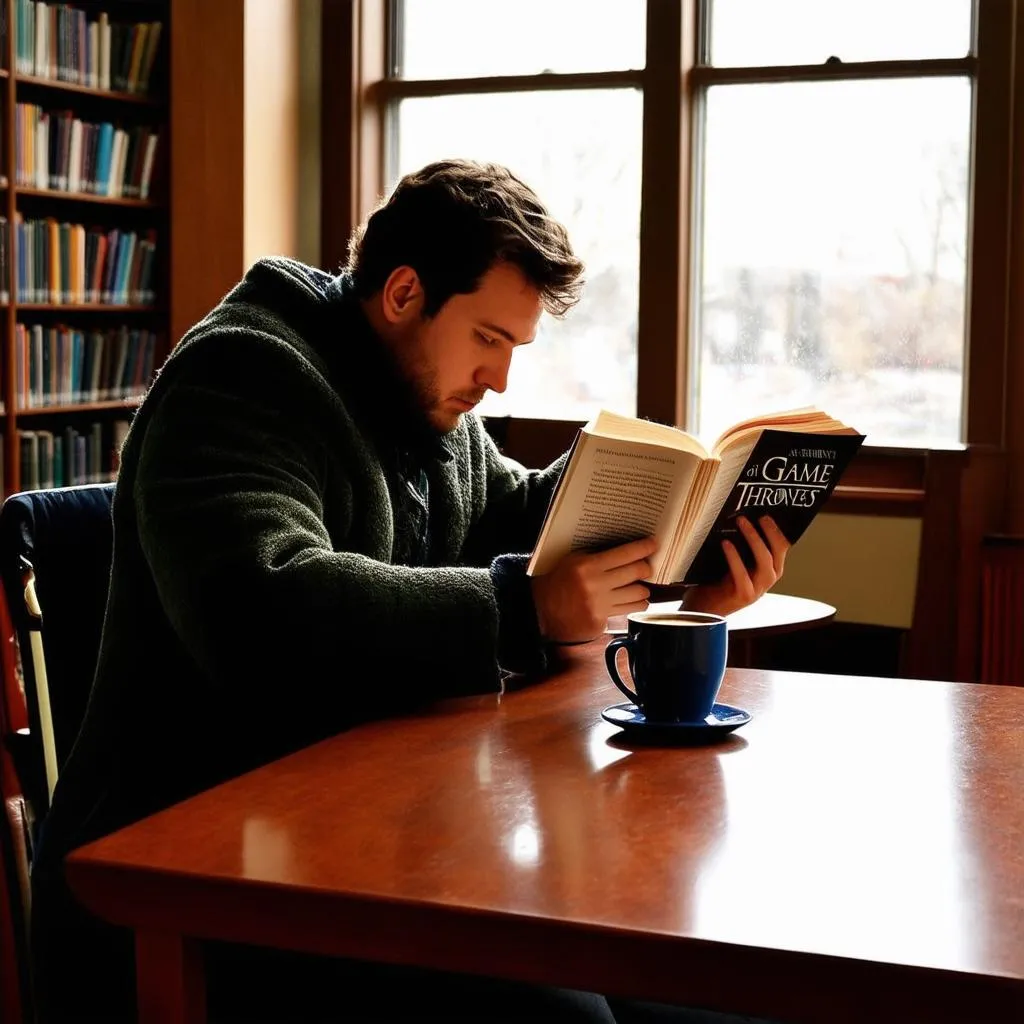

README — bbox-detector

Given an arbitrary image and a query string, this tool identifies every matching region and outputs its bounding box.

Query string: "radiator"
[980,539,1024,685]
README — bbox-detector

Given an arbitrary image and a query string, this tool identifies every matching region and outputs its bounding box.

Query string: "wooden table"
[67,643,1024,1024]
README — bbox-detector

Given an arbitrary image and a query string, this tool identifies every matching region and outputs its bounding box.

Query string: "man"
[31,159,788,1022]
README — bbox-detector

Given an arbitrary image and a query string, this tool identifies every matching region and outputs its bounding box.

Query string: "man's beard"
[404,357,484,435]
[399,353,457,435]
[411,370,447,432]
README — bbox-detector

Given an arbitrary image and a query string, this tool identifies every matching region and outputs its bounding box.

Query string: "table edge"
[65,858,1024,1023]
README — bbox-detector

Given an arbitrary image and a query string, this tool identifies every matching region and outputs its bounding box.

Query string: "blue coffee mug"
[605,611,728,723]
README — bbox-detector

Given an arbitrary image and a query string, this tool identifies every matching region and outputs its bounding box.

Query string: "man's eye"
[475,330,497,347]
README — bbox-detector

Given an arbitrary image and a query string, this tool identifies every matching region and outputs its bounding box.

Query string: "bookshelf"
[0,0,169,495]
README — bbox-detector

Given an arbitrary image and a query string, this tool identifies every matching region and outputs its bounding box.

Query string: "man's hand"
[683,516,789,617]
[531,537,657,644]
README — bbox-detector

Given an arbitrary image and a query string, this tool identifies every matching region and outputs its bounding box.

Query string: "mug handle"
[605,636,639,704]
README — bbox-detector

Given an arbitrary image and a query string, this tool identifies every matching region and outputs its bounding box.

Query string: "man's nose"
[476,352,511,395]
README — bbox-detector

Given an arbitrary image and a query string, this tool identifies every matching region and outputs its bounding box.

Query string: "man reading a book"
[31,159,789,1023]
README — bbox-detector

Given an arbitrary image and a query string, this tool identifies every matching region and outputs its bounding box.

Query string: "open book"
[526,407,865,587]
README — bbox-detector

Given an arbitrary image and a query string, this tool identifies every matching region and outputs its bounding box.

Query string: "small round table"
[606,592,837,666]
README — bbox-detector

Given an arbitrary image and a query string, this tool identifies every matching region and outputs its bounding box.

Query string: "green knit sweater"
[40,257,567,858]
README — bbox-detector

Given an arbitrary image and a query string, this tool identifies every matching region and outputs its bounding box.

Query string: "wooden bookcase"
[0,0,170,496]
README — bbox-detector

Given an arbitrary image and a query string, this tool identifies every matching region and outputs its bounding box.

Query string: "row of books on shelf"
[15,324,157,408]
[14,2,163,96]
[0,216,158,305]
[15,104,161,199]
[19,419,129,490]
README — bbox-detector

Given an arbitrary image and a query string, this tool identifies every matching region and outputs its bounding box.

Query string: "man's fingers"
[736,516,777,588]
[759,516,789,576]
[721,539,755,603]
[605,558,653,588]
[610,583,651,608]
[593,536,659,570]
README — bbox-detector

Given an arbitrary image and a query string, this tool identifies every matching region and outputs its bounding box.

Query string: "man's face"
[388,262,544,433]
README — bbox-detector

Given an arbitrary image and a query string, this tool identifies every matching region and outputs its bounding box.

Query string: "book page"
[590,409,709,457]
[711,407,818,454]
[528,434,702,579]
[670,438,757,581]
[712,409,857,457]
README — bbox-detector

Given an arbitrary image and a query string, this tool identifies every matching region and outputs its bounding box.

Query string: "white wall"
[243,0,324,268]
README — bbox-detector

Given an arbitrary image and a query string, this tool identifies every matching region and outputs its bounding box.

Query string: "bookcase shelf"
[15,185,162,208]
[16,398,141,416]
[1,0,169,495]
[13,303,159,312]
[15,73,162,106]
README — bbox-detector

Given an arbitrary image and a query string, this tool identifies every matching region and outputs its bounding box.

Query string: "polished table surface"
[67,642,1024,1024]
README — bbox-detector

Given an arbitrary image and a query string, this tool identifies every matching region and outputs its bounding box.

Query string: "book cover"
[683,429,865,585]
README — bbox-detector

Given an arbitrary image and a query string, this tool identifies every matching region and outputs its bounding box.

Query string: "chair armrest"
[3,730,43,855]
[3,795,31,929]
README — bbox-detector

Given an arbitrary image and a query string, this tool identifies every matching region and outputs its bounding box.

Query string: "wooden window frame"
[322,0,1023,521]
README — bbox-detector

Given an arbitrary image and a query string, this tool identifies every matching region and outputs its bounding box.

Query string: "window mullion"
[636,0,697,428]
[376,69,644,100]
[692,56,976,87]
[966,0,1015,450]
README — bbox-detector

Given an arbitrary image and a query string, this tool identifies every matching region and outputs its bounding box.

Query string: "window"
[694,0,974,447]
[387,0,645,421]
[331,0,1011,456]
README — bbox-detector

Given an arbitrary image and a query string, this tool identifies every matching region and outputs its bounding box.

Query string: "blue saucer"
[601,702,751,745]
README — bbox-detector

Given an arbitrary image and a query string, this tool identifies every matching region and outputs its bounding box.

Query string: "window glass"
[396,0,646,79]
[709,0,972,66]
[696,77,971,446]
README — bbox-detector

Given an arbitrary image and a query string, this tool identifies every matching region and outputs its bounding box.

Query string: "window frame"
[321,0,1023,515]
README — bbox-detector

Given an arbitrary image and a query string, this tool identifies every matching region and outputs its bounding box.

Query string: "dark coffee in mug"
[636,617,708,626]
[605,610,728,723]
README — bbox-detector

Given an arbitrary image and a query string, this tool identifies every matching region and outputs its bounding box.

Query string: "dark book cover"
[683,430,866,586]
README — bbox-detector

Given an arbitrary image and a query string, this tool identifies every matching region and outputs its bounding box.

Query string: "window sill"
[828,485,926,517]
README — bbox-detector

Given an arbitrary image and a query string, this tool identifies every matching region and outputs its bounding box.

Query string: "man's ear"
[381,266,424,324]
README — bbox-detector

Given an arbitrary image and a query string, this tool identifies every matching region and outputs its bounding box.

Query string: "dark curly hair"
[347,159,585,318]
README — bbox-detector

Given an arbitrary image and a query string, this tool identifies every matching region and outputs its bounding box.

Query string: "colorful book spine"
[15,2,162,96]
[18,419,130,488]
[14,216,157,306]
[14,324,160,409]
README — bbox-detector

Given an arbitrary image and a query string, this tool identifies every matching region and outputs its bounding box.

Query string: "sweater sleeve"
[132,334,505,728]
[489,552,548,677]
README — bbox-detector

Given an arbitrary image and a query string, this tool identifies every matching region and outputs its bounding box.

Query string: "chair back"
[0,484,116,824]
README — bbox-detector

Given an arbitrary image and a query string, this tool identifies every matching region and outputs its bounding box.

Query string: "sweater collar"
[325,273,455,464]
